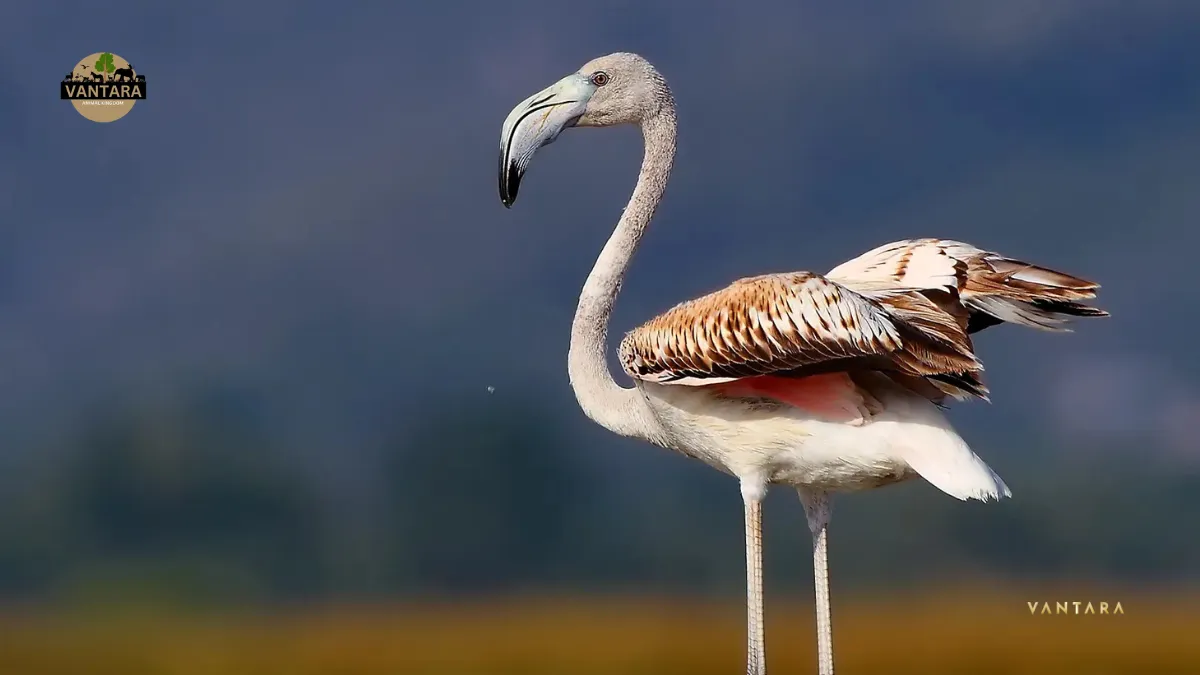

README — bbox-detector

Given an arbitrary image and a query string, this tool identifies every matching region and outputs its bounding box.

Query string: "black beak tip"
[499,163,522,209]
[499,183,516,208]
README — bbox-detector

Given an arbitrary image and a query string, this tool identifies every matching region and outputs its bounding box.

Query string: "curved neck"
[567,108,677,440]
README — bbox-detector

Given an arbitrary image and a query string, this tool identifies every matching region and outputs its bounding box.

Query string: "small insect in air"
[486,386,495,394]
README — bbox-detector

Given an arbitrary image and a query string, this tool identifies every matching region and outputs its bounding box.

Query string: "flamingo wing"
[618,271,987,403]
[828,238,1108,333]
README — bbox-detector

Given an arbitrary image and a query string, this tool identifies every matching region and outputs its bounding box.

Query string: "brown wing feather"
[828,238,1108,333]
[618,272,984,397]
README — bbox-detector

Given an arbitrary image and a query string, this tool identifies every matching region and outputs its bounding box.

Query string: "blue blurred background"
[1,1,1199,673]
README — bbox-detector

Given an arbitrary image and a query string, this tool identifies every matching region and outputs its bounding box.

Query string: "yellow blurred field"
[1,587,1197,675]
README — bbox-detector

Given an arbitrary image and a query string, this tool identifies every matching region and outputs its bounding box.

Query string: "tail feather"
[963,256,1109,334]
[868,385,1011,502]
[1030,298,1110,317]
[906,434,1012,502]
[987,258,1099,294]
[927,371,990,402]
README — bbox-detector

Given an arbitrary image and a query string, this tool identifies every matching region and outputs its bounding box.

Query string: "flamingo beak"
[498,74,595,208]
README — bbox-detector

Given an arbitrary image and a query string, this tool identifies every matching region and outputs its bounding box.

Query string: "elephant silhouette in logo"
[113,64,135,82]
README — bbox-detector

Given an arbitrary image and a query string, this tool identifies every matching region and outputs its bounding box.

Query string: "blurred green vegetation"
[0,384,1198,608]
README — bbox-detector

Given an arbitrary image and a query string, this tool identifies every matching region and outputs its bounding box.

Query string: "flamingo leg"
[742,482,767,675]
[799,488,834,675]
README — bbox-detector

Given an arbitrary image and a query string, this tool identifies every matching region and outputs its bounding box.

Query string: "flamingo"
[498,52,1106,675]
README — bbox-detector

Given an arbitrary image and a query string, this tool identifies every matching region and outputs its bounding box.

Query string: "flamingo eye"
[591,71,609,87]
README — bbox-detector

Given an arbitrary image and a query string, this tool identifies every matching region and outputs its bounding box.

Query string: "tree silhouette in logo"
[94,52,115,82]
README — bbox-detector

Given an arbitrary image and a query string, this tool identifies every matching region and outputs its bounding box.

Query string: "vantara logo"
[1027,600,1125,615]
[60,52,146,123]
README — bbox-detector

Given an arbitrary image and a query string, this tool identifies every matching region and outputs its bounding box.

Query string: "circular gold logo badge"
[60,52,146,123]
